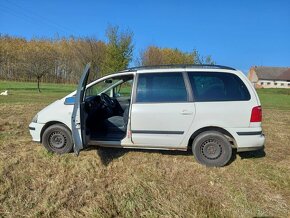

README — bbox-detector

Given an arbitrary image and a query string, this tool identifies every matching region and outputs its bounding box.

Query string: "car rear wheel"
[192,131,232,167]
[42,124,73,154]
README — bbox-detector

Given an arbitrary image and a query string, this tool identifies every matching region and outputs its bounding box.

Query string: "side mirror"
[64,96,75,105]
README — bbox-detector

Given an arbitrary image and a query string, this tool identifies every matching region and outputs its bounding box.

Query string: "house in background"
[248,66,290,88]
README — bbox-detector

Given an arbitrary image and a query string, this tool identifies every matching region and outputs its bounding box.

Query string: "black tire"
[42,124,73,154]
[192,131,232,167]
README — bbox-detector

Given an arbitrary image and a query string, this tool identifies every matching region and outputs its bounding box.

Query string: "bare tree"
[71,37,107,80]
[22,40,57,92]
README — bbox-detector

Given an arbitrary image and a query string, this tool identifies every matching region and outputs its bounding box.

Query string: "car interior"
[84,75,133,141]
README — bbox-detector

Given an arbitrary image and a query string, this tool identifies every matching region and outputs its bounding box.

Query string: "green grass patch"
[0,80,76,104]
[257,88,290,110]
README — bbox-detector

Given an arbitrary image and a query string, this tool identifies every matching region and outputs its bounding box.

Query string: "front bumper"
[29,122,45,142]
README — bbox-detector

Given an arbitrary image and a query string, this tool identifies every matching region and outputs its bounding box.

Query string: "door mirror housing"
[64,96,75,105]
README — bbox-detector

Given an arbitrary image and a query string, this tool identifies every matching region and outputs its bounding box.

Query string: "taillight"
[250,106,262,122]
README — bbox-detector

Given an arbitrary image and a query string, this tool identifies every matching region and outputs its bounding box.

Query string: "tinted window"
[136,73,187,103]
[188,72,250,101]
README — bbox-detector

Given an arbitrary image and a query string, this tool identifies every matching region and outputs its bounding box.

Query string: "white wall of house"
[257,80,290,88]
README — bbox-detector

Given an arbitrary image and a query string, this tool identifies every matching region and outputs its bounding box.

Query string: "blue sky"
[0,0,289,73]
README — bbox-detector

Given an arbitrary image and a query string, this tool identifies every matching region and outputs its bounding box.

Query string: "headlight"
[32,114,38,123]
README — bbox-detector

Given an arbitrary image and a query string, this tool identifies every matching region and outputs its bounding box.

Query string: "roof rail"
[121,64,236,72]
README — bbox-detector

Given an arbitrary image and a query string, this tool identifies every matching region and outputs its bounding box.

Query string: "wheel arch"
[188,126,237,148]
[40,121,71,143]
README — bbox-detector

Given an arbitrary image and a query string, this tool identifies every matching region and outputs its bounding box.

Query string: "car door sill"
[88,140,187,151]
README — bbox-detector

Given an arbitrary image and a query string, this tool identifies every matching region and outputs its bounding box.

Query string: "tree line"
[0,26,214,91]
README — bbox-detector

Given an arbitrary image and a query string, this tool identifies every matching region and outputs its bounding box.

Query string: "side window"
[85,76,133,98]
[114,80,133,98]
[86,80,108,97]
[188,72,250,102]
[136,73,188,103]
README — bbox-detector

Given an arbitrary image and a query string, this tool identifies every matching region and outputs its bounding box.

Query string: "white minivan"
[29,64,265,167]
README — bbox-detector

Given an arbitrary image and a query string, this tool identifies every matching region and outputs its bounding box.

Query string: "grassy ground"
[0,81,290,217]
[257,88,290,110]
[0,81,76,104]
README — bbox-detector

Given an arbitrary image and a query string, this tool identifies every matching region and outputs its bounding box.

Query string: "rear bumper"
[237,144,264,152]
[236,133,265,152]
[29,122,45,142]
[226,127,265,152]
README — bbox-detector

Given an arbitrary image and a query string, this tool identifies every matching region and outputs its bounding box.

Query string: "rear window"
[187,72,250,102]
[136,73,188,103]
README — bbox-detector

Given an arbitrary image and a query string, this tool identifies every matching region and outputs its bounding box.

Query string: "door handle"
[180,110,193,115]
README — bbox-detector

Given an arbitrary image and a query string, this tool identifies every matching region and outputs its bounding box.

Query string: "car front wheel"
[42,124,73,154]
[192,131,233,167]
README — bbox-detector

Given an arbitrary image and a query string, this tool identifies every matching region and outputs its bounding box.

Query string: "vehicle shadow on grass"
[92,147,192,166]
[238,148,266,159]
[85,147,266,167]
[225,149,266,166]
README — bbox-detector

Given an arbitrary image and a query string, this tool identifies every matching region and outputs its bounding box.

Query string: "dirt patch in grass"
[0,104,290,217]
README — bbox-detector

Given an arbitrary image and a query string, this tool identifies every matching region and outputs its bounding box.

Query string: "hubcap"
[201,138,222,160]
[49,131,66,149]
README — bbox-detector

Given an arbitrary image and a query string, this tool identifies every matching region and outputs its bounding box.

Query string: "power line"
[8,0,75,33]
[0,0,75,35]
[0,5,42,29]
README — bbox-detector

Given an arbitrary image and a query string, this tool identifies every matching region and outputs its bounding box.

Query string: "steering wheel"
[100,93,115,108]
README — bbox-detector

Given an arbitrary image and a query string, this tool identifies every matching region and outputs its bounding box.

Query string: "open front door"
[71,63,91,155]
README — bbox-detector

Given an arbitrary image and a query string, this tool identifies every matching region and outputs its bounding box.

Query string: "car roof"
[108,64,240,77]
[121,64,236,73]
[116,65,240,75]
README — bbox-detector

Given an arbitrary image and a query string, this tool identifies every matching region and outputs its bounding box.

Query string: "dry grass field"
[0,82,290,217]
